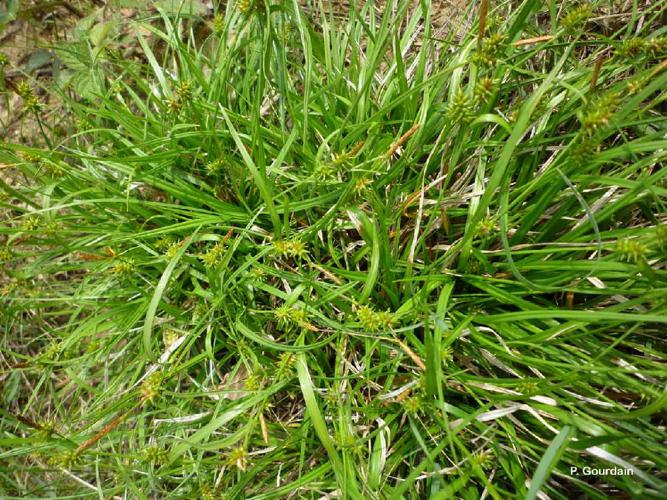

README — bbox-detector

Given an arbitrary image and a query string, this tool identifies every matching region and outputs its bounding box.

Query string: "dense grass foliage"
[1,0,666,497]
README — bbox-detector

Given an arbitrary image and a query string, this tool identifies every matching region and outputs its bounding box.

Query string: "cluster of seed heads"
[473,32,506,67]
[440,346,453,365]
[352,177,373,196]
[560,4,593,31]
[20,151,42,163]
[36,418,56,438]
[314,142,363,183]
[476,217,497,237]
[244,370,265,391]
[277,23,294,44]
[165,81,192,114]
[274,352,296,380]
[247,266,265,282]
[155,236,176,252]
[200,484,223,500]
[16,81,43,113]
[273,238,308,259]
[617,36,667,58]
[332,142,363,167]
[111,259,135,277]
[206,157,227,176]
[176,81,191,100]
[274,305,308,328]
[143,445,169,464]
[237,0,263,15]
[625,77,647,96]
[42,160,65,177]
[313,162,336,181]
[580,93,619,135]
[50,449,80,468]
[226,446,248,471]
[401,396,422,415]
[40,341,63,362]
[22,215,41,231]
[356,305,395,331]
[0,278,21,297]
[165,240,185,259]
[0,246,11,263]
[140,372,163,403]
[200,242,226,268]
[475,449,495,470]
[569,134,598,166]
[162,329,180,348]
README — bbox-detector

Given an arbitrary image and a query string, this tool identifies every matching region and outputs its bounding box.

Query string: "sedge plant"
[1,0,666,498]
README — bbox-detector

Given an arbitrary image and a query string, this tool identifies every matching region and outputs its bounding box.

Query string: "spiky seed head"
[356,305,395,331]
[163,329,180,348]
[140,372,163,403]
[54,449,80,468]
[615,238,648,263]
[476,217,496,236]
[273,239,308,259]
[111,259,135,276]
[165,241,182,259]
[440,346,453,365]
[561,4,593,31]
[200,242,226,268]
[401,396,422,415]
[646,36,667,57]
[248,267,265,281]
[244,370,265,391]
[165,97,182,113]
[274,304,292,326]
[16,81,34,98]
[237,0,254,14]
[226,446,248,471]
[617,38,646,57]
[20,151,42,163]
[314,162,335,180]
[446,90,475,123]
[353,177,373,195]
[0,246,11,263]
[474,77,496,102]
[22,215,41,231]
[475,449,495,470]
[24,95,43,113]
[580,93,619,134]
[143,445,169,464]
[176,81,191,100]
[155,236,175,252]
[213,14,225,35]
[274,352,295,380]
[517,380,539,395]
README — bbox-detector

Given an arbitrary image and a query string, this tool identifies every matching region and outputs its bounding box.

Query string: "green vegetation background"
[1,0,666,498]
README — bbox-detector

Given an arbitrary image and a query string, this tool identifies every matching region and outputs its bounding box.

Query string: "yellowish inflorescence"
[356,305,395,331]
